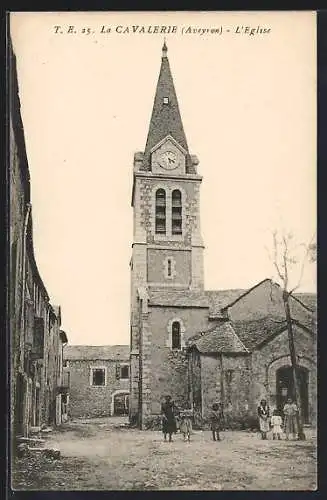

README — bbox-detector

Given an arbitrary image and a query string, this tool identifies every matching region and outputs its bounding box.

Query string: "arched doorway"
[112,391,129,416]
[276,366,309,423]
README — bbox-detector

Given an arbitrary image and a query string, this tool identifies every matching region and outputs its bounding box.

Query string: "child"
[210,402,224,441]
[179,408,193,442]
[257,399,270,440]
[270,409,283,440]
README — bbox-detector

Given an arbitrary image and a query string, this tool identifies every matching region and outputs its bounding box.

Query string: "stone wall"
[132,174,204,290]
[67,359,129,418]
[251,325,316,425]
[147,248,191,286]
[199,353,252,429]
[228,279,313,325]
[148,306,210,416]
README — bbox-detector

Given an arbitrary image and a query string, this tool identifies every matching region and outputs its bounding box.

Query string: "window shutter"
[31,316,44,360]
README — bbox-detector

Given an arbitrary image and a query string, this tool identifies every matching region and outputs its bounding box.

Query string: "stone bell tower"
[130,42,204,425]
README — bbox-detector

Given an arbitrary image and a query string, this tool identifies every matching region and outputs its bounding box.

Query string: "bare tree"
[268,230,316,441]
[308,242,317,263]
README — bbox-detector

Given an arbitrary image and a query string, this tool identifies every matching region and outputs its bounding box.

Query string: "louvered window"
[155,189,166,234]
[172,189,182,235]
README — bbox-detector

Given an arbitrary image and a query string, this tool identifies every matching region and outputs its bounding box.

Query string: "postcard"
[9,11,317,491]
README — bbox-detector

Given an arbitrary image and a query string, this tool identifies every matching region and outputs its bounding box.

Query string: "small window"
[225,370,234,384]
[172,321,181,350]
[120,365,129,379]
[163,97,169,104]
[167,259,172,277]
[91,368,106,386]
[63,360,69,368]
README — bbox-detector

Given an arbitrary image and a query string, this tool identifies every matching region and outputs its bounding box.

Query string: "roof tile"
[189,322,248,354]
[64,345,129,361]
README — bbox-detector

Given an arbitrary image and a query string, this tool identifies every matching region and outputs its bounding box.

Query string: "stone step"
[29,426,41,434]
[17,443,60,459]
[28,447,60,459]
[17,437,46,445]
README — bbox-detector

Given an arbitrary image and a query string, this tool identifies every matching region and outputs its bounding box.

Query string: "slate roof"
[148,289,209,308]
[232,316,287,351]
[232,315,314,351]
[64,345,129,361]
[144,44,188,153]
[142,43,194,172]
[188,322,248,354]
[204,289,245,315]
[148,288,248,314]
[148,281,316,318]
[293,293,317,313]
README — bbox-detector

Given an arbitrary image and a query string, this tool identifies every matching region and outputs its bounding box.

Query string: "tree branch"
[282,234,289,290]
[272,231,285,284]
[289,233,316,294]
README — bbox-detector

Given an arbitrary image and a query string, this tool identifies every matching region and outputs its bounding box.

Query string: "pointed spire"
[142,42,188,169]
[162,39,168,58]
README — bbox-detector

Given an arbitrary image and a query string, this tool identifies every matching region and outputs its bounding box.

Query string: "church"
[129,42,317,430]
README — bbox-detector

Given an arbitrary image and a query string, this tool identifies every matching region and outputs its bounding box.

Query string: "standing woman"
[283,397,299,440]
[257,399,270,440]
[161,395,177,442]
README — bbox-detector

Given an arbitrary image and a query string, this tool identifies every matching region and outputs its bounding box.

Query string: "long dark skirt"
[162,417,176,434]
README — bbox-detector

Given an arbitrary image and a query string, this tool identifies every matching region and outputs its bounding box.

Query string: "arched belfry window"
[172,189,182,235]
[172,321,181,350]
[155,189,166,234]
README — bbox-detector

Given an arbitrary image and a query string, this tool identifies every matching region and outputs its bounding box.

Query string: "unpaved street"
[12,417,317,491]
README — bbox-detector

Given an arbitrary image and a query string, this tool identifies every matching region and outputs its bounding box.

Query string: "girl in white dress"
[270,409,283,440]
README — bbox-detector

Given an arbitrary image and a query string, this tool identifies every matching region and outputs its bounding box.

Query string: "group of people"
[257,398,300,440]
[161,396,225,443]
[161,395,300,443]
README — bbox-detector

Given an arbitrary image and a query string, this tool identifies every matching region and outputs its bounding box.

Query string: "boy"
[210,402,224,441]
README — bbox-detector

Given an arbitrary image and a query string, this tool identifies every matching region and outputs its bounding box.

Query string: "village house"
[188,280,317,428]
[63,345,130,419]
[9,39,68,442]
[129,42,317,429]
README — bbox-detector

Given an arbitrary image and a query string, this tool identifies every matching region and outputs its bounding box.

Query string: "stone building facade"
[63,346,130,419]
[9,39,68,440]
[130,42,317,429]
[188,280,316,428]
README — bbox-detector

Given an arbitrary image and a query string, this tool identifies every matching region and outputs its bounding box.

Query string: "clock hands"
[158,151,178,169]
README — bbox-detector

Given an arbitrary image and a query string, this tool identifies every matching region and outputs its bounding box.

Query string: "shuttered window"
[155,189,166,234]
[172,189,182,235]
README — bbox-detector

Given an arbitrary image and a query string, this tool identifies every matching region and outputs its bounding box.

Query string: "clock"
[158,151,179,170]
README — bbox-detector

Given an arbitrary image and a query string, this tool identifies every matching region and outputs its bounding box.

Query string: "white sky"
[10,11,316,345]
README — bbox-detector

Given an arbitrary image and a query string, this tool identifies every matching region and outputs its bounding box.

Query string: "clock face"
[159,151,179,170]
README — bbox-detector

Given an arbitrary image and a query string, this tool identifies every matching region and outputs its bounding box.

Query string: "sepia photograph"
[8,11,317,491]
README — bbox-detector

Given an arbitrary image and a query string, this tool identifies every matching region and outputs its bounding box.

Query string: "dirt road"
[12,417,317,491]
